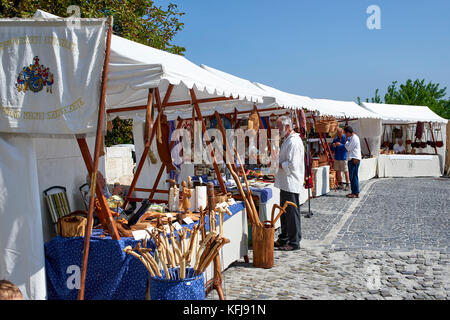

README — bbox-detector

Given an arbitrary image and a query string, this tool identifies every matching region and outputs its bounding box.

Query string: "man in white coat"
[273,116,305,251]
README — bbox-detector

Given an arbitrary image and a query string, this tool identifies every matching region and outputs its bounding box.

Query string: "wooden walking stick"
[271,201,298,226]
[225,162,257,225]
[234,147,261,227]
[206,183,226,300]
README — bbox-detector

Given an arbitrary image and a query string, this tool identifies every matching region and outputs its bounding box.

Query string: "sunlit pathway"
[207,177,450,300]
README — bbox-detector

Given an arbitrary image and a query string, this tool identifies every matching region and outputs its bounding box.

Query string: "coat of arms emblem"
[16,56,54,93]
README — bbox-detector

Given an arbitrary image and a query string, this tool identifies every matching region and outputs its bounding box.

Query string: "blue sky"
[158,0,450,102]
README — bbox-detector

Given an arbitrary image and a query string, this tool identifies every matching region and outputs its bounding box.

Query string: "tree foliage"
[358,79,450,119]
[105,117,134,146]
[0,0,185,55]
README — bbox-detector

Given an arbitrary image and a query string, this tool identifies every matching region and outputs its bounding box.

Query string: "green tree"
[1,1,186,146]
[357,88,382,105]
[0,0,185,55]
[358,79,450,119]
[105,117,134,146]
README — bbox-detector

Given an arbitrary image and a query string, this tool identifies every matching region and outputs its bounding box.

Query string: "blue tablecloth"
[190,175,273,203]
[228,186,273,203]
[44,201,245,300]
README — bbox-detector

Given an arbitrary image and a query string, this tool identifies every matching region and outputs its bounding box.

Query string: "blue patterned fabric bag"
[149,267,205,300]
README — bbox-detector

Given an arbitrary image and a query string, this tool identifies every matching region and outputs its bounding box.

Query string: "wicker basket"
[315,121,330,133]
[328,121,338,134]
[57,215,86,237]
[329,170,336,189]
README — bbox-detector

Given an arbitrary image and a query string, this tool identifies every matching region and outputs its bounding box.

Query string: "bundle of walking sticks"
[124,208,229,280]
[225,148,262,227]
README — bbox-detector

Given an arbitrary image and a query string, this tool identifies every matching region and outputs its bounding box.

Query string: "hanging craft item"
[156,113,177,173]
[405,126,412,145]
[392,127,402,139]
[382,126,390,148]
[247,110,260,131]
[415,121,424,140]
[315,118,330,133]
[328,117,338,136]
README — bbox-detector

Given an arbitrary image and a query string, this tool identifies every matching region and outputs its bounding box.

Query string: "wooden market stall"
[361,103,448,177]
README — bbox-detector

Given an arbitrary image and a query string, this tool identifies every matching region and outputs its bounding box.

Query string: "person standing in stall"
[273,116,305,251]
[344,126,362,198]
[330,127,350,191]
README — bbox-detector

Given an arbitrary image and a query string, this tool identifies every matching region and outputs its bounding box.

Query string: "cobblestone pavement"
[207,177,450,300]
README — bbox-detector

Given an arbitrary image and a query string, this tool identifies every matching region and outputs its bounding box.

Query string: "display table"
[312,165,330,197]
[45,202,246,300]
[359,157,378,181]
[377,154,441,178]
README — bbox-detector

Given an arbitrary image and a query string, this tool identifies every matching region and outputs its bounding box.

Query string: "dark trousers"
[348,159,360,194]
[277,190,301,248]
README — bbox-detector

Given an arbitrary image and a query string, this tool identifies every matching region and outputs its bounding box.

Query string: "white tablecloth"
[312,165,330,197]
[377,154,441,177]
[204,207,248,280]
[359,157,378,181]
[257,184,281,228]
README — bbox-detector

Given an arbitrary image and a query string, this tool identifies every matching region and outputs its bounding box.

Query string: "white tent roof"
[361,102,448,124]
[312,99,381,119]
[200,64,276,109]
[33,10,264,121]
[253,82,319,111]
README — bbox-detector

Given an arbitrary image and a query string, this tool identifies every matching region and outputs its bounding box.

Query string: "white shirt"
[393,144,405,153]
[345,134,362,161]
[274,131,305,194]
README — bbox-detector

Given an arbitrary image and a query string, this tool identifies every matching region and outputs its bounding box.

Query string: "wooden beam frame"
[311,114,334,166]
[429,122,438,155]
[147,118,184,201]
[190,88,227,194]
[106,95,235,114]
[121,88,155,209]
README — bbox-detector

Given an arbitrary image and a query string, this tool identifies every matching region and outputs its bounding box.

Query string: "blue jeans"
[348,159,360,195]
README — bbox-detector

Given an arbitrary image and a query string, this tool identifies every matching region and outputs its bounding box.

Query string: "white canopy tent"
[253,82,319,112]
[2,11,285,300]
[361,102,448,124]
[313,99,381,120]
[34,10,267,122]
[0,13,111,300]
[309,99,382,158]
[361,102,448,174]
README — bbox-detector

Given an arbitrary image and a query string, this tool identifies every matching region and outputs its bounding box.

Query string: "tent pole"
[190,88,227,194]
[429,122,438,155]
[78,16,114,301]
[122,89,154,209]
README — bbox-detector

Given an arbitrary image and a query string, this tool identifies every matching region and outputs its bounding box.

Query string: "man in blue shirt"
[330,128,350,190]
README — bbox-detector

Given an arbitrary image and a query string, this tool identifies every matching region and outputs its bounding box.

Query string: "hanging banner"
[0,18,107,134]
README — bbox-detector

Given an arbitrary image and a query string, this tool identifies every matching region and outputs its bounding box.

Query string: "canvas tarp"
[361,102,448,124]
[313,99,381,120]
